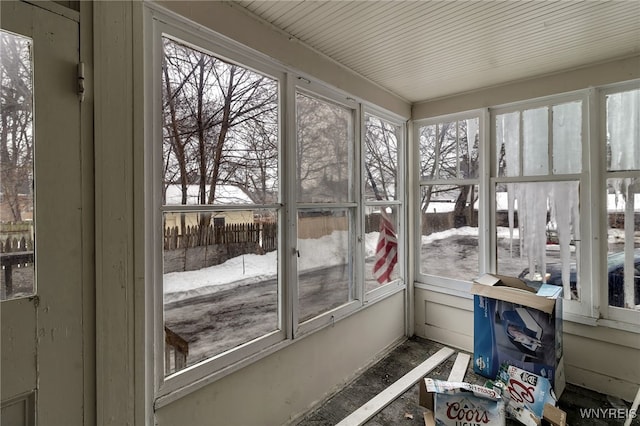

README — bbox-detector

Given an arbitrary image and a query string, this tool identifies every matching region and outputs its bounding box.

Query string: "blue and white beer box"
[420,378,505,426]
[471,274,565,396]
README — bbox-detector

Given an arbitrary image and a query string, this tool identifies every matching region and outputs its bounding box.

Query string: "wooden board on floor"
[335,346,455,426]
[447,352,470,382]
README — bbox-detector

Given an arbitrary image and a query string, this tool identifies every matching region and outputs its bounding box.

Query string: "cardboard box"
[471,274,565,396]
[492,364,559,426]
[420,378,505,426]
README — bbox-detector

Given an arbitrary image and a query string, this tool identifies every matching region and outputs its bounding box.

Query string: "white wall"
[412,55,640,401]
[156,293,405,426]
[414,288,640,401]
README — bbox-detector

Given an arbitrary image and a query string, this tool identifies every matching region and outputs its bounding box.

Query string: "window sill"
[414,280,473,300]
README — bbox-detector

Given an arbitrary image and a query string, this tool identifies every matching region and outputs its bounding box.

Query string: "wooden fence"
[1,235,34,253]
[1,236,34,298]
[163,222,277,274]
[164,222,277,251]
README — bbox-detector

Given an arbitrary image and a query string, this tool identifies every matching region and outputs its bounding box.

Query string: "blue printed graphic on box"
[471,274,565,396]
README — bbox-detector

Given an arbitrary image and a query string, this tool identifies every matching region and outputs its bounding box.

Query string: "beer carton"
[488,364,565,426]
[420,378,505,426]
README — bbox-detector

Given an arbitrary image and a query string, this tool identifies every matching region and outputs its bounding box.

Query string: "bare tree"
[162,38,278,242]
[419,120,479,227]
[364,115,398,201]
[1,33,33,222]
[296,93,350,202]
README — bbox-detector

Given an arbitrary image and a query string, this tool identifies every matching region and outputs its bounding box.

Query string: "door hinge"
[77,62,85,102]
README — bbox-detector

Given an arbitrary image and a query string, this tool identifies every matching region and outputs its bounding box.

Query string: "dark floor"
[296,337,639,426]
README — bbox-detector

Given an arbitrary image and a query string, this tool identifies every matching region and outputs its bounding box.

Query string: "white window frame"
[145,8,289,400]
[414,109,487,297]
[489,91,592,320]
[415,86,640,330]
[362,106,407,304]
[291,81,363,336]
[598,81,640,326]
[143,3,408,405]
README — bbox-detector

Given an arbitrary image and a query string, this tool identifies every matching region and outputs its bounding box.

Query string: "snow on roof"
[165,184,252,205]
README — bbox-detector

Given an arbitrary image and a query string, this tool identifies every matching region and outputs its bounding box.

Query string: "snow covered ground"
[164,230,383,303]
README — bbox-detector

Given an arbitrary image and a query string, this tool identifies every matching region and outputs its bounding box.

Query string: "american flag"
[372,209,398,284]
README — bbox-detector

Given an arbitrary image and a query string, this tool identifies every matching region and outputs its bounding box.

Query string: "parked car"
[519,248,640,308]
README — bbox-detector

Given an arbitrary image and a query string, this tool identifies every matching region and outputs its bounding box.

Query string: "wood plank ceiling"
[229,1,640,103]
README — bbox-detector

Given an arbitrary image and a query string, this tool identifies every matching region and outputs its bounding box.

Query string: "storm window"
[160,37,282,376]
[492,100,583,304]
[364,113,404,297]
[147,13,406,397]
[295,91,356,325]
[416,83,640,326]
[604,86,640,314]
[416,115,481,287]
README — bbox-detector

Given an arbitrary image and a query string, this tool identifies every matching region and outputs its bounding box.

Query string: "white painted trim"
[144,5,164,399]
[94,1,137,425]
[413,109,485,126]
[365,284,405,305]
[414,281,473,300]
[284,73,298,339]
[296,300,362,336]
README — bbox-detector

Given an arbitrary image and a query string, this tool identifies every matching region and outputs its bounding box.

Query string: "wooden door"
[1,2,85,424]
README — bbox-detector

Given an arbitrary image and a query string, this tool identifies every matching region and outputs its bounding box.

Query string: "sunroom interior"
[0,1,639,425]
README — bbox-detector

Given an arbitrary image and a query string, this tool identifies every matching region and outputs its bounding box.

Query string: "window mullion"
[284,73,299,338]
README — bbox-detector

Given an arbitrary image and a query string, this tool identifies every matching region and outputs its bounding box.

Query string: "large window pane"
[364,113,402,293]
[1,32,35,301]
[419,120,478,181]
[296,93,352,203]
[161,37,280,376]
[522,107,549,176]
[163,210,279,374]
[605,87,639,310]
[418,124,437,180]
[298,209,353,323]
[496,112,520,177]
[162,38,278,205]
[607,89,640,172]
[364,114,399,201]
[552,101,582,174]
[496,181,580,301]
[606,178,639,309]
[420,184,479,281]
[460,118,479,179]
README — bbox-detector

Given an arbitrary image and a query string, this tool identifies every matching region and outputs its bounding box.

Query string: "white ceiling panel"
[229,1,640,103]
